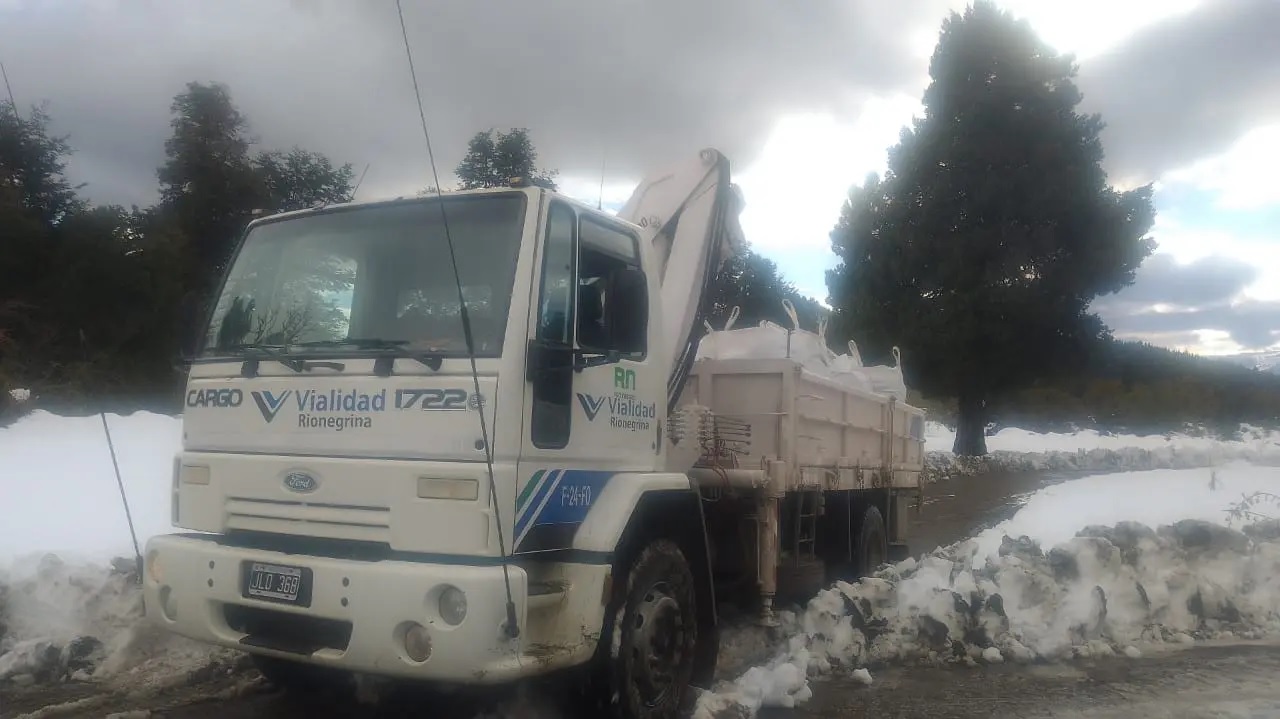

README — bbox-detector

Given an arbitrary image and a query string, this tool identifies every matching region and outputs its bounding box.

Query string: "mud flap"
[687,492,719,689]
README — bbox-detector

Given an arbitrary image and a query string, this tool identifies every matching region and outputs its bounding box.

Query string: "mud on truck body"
[145,149,925,717]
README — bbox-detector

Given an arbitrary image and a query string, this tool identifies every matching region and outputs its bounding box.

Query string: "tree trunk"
[953,393,988,456]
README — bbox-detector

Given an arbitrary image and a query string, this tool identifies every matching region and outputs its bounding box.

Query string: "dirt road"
[774,640,1280,719]
[14,469,1270,719]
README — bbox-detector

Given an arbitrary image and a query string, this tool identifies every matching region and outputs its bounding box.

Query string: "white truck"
[146,149,925,717]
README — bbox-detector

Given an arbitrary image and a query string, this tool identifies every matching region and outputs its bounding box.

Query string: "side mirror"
[525,338,574,383]
[606,267,649,354]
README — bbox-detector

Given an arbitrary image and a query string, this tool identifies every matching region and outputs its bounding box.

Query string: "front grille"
[225,604,353,655]
[225,497,391,543]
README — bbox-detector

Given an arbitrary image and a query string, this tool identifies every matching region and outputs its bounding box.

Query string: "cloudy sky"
[2,0,1278,356]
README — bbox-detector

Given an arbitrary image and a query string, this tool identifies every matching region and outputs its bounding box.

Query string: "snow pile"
[924,422,1280,481]
[694,467,1280,718]
[0,554,235,691]
[0,411,235,692]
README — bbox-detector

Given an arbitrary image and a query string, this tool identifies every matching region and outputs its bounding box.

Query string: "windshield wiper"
[223,344,346,378]
[221,344,305,377]
[296,339,445,375]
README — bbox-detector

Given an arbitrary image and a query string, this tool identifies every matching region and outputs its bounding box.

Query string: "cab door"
[513,200,660,554]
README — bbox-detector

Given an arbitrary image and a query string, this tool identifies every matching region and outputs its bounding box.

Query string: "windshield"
[202,193,526,358]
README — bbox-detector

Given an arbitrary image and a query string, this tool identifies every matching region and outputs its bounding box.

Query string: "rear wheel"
[858,505,889,575]
[605,539,699,719]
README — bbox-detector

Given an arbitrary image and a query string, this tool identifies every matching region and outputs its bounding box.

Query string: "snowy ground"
[4,411,1280,717]
[694,465,1280,717]
[924,421,1280,480]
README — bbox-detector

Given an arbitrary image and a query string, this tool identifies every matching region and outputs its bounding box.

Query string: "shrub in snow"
[0,386,35,426]
[695,518,1280,718]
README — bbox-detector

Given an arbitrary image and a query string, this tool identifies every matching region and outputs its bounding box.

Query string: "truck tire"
[607,539,699,719]
[858,505,889,576]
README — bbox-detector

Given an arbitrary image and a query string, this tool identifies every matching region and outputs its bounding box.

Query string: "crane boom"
[617,148,746,409]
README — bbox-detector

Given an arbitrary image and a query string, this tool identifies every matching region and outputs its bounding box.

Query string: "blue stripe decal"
[515,468,563,538]
[532,470,613,527]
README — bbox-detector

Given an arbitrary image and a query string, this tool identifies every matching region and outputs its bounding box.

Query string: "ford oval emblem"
[283,471,318,494]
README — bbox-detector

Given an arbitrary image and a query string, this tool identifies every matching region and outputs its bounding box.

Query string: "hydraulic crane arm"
[617,148,746,410]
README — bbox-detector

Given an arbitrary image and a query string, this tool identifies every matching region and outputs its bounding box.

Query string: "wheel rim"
[630,580,687,707]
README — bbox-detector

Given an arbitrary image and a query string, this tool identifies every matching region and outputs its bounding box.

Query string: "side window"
[577,216,646,356]
[537,204,576,345]
[531,202,576,449]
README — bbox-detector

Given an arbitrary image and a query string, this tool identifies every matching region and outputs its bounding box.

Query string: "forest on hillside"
[916,339,1280,438]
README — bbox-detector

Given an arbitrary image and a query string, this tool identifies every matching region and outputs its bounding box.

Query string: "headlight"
[146,550,164,583]
[403,622,432,662]
[438,585,467,626]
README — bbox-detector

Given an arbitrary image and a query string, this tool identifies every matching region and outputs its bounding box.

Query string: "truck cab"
[146,152,741,717]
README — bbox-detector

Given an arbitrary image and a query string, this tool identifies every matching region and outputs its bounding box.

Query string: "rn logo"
[186,388,243,408]
[614,367,636,391]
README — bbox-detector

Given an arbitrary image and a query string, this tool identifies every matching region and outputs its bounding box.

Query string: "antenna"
[350,162,371,202]
[395,0,520,640]
[102,413,143,584]
[597,145,607,211]
[1,60,17,114]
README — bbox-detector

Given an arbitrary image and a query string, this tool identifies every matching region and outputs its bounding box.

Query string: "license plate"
[242,562,312,607]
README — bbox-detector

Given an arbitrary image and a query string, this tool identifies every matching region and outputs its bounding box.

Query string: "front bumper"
[143,534,534,683]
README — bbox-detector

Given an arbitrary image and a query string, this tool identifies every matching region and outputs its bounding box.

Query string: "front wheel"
[606,539,699,719]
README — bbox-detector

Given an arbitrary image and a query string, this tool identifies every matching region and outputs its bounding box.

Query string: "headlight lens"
[146,550,163,583]
[438,585,467,626]
[403,622,432,662]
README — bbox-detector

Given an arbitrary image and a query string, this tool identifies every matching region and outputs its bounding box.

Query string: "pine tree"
[827,2,1155,455]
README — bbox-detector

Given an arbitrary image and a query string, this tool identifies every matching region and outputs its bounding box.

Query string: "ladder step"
[528,580,569,611]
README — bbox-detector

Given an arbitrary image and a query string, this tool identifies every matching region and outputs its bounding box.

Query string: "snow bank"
[0,554,236,691]
[6,411,1280,707]
[0,410,180,568]
[0,412,234,692]
[924,422,1280,481]
[695,466,1280,718]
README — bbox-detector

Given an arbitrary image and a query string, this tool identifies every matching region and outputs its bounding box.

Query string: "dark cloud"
[8,0,1277,206]
[1108,301,1280,350]
[1094,253,1279,350]
[0,0,943,207]
[1078,0,1280,184]
[1103,253,1258,307]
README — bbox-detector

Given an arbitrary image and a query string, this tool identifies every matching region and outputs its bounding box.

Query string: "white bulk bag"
[828,339,864,372]
[856,346,907,402]
[825,340,871,393]
[697,305,740,360]
[696,300,834,373]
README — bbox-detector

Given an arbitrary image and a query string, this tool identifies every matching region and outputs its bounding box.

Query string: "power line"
[1,60,17,114]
